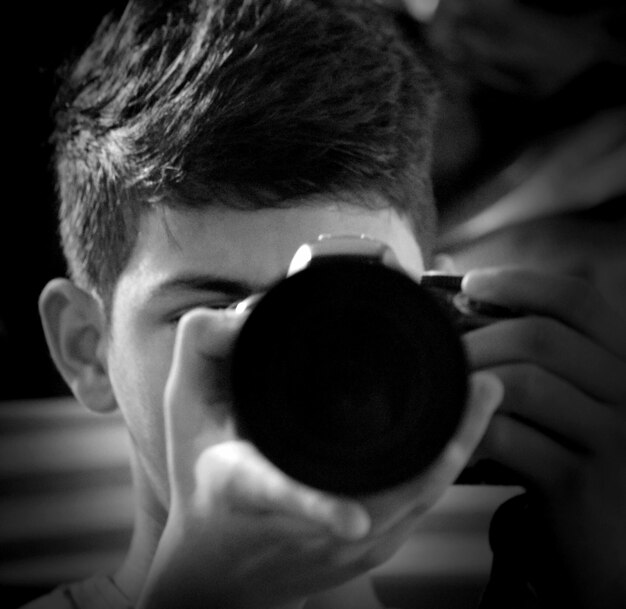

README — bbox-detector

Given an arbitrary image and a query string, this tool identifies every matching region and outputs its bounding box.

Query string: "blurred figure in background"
[391,0,626,309]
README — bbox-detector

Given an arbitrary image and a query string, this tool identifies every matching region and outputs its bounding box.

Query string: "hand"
[463,268,626,608]
[138,307,503,609]
[138,308,370,609]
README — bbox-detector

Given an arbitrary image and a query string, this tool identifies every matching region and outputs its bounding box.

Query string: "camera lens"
[230,259,468,495]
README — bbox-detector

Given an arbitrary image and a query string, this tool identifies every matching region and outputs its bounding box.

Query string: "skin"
[40,198,502,608]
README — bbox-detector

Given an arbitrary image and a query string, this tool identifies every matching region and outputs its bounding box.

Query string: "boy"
[31,1,626,607]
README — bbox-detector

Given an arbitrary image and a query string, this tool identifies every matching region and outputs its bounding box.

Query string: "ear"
[39,278,117,414]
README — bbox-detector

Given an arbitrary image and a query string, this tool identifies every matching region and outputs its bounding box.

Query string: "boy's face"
[103,199,426,509]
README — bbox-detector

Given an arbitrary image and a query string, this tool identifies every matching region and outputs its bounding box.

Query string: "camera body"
[230,235,518,495]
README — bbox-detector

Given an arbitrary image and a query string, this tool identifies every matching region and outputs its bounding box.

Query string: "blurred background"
[2,1,129,400]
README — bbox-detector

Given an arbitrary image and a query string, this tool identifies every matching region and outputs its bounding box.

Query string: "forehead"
[113,200,425,306]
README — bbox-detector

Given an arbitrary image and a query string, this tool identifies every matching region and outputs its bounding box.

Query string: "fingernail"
[461,268,499,294]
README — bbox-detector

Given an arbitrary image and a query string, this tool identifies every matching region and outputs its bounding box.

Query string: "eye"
[207,299,239,310]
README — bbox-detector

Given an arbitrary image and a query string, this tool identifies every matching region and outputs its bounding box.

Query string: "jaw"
[112,448,169,604]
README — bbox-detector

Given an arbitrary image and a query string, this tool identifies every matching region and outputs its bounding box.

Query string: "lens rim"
[231,259,469,495]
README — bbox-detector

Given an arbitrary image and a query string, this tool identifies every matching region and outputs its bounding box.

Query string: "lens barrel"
[230,259,468,495]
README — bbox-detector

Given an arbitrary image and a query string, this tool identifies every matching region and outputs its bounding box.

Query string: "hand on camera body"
[463,268,626,608]
[138,303,503,609]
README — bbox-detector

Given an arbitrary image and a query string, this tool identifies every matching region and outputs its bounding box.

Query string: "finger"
[363,372,503,533]
[465,317,626,404]
[481,412,581,494]
[434,371,504,478]
[206,441,371,541]
[486,364,612,453]
[462,267,626,359]
[164,308,244,482]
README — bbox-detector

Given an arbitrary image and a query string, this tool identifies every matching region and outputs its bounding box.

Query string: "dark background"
[1,2,127,400]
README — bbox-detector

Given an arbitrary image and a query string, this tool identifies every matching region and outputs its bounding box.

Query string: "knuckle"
[175,309,213,348]
[298,491,327,520]
[177,307,208,333]
[516,317,556,360]
[495,363,547,415]
[557,276,601,326]
[177,308,239,357]
[200,444,238,491]
[513,363,549,407]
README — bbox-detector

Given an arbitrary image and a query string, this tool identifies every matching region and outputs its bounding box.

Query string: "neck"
[113,449,168,604]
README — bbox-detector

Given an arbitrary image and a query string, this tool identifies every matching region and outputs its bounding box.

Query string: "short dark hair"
[52,0,440,310]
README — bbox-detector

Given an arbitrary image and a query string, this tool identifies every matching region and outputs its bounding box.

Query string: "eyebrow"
[148,273,272,301]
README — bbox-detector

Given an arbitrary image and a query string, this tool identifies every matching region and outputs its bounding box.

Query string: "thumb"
[437,371,504,477]
[163,308,244,491]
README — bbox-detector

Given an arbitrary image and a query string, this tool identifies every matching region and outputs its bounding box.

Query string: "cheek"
[106,328,177,504]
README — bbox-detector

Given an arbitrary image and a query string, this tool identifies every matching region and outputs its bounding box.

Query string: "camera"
[230,235,519,495]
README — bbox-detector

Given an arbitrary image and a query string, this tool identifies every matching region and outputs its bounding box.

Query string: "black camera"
[230,236,519,496]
